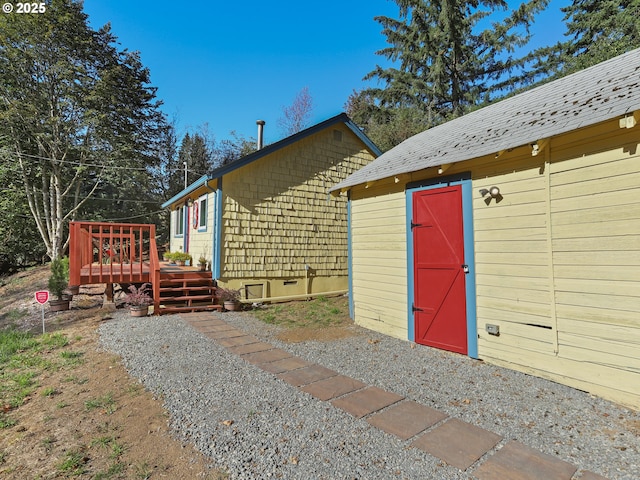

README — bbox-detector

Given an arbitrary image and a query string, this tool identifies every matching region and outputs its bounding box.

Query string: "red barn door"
[412,186,468,354]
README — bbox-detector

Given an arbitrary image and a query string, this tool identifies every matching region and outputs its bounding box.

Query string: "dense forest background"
[1,0,638,272]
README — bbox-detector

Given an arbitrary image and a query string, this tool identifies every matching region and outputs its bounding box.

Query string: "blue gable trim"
[405,172,478,359]
[208,113,382,180]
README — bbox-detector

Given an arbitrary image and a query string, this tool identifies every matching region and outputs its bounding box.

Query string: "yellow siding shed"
[333,49,640,409]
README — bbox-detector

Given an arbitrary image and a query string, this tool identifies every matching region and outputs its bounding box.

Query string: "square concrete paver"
[412,418,502,470]
[300,375,367,401]
[277,365,337,387]
[331,387,404,418]
[204,328,246,340]
[216,335,259,348]
[578,471,609,480]
[241,349,292,365]
[227,342,274,355]
[197,324,236,333]
[258,357,311,374]
[473,441,577,480]
[367,401,448,440]
[187,318,227,327]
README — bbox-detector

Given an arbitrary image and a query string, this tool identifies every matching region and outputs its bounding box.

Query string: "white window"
[175,206,184,236]
[198,195,207,231]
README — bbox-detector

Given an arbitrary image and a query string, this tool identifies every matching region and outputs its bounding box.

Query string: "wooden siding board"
[555,278,640,297]
[550,171,640,200]
[474,228,547,242]
[558,317,640,343]
[473,214,547,231]
[474,263,549,278]
[552,236,640,252]
[551,154,640,184]
[476,273,549,290]
[474,240,547,253]
[555,303,639,328]
[477,296,552,320]
[478,333,553,355]
[555,291,639,313]
[553,250,640,265]
[550,189,640,213]
[551,202,640,226]
[477,284,550,305]
[551,220,640,239]
[472,202,547,221]
[554,264,640,282]
[476,305,551,327]
[475,252,548,266]
[557,337,640,371]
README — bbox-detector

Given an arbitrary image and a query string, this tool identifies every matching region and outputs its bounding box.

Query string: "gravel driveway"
[99,311,639,480]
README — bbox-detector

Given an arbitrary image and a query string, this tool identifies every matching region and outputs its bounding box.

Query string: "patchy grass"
[0,266,222,479]
[251,295,350,328]
[0,329,74,416]
[85,393,117,414]
[57,449,88,475]
[248,295,357,343]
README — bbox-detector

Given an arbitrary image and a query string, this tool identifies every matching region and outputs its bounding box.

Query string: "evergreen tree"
[356,0,548,145]
[530,0,640,78]
[164,132,213,198]
[345,90,427,152]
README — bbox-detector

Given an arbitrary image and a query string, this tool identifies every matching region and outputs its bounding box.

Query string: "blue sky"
[83,0,571,145]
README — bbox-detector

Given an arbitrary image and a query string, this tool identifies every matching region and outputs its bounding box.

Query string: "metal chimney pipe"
[256,120,265,149]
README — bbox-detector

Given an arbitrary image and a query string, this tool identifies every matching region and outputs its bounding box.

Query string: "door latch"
[462,264,469,273]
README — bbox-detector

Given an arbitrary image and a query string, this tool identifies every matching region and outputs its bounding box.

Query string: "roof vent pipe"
[256,120,265,149]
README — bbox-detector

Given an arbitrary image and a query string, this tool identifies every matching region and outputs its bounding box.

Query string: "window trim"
[175,205,184,237]
[197,195,207,232]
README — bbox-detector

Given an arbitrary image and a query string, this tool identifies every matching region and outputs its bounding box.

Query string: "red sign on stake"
[35,291,49,304]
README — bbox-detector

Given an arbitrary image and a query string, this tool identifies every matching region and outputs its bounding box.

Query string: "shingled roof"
[331,47,640,192]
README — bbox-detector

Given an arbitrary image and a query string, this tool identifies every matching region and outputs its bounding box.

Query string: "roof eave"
[160,175,210,209]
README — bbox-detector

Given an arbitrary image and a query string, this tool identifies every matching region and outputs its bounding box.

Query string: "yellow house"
[330,49,640,409]
[162,113,380,301]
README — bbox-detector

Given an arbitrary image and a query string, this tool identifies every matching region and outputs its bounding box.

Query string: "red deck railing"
[69,222,159,300]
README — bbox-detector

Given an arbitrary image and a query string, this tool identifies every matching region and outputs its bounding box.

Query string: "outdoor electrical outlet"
[486,324,500,336]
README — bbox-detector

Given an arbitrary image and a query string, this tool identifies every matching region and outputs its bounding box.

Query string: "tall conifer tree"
[530,0,640,78]
[353,0,548,143]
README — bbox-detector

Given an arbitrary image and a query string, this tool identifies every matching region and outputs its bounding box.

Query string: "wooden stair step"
[159,294,217,303]
[159,286,215,293]
[159,279,214,286]
[160,273,211,280]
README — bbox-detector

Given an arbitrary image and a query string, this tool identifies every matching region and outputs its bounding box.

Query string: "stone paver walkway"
[184,314,609,480]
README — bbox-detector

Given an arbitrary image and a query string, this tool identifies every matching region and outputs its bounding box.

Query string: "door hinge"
[410,221,423,230]
[412,304,424,313]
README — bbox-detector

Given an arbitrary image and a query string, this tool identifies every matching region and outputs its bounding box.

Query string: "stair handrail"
[148,225,161,315]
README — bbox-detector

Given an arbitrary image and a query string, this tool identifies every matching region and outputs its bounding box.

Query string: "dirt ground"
[0,266,225,479]
[0,266,356,479]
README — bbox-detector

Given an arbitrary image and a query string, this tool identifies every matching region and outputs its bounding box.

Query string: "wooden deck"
[78,262,208,285]
[69,221,220,315]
